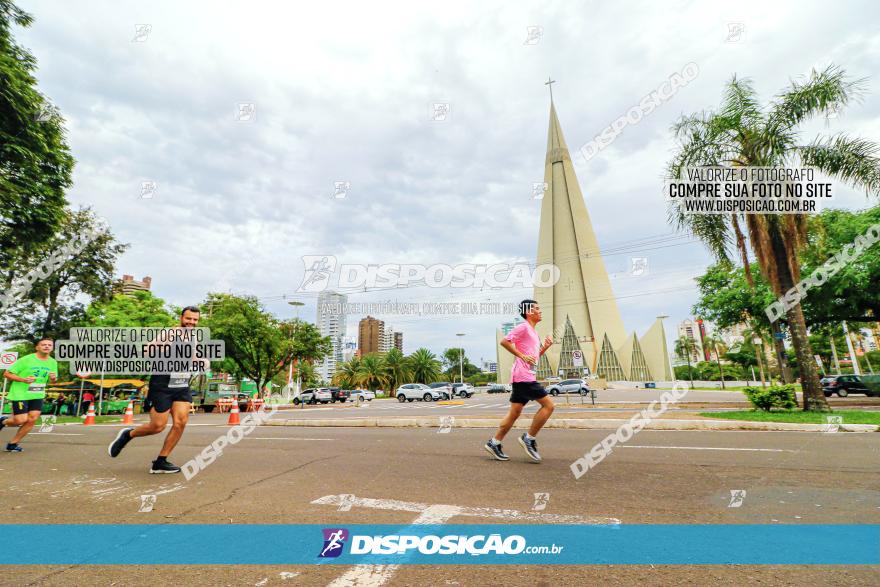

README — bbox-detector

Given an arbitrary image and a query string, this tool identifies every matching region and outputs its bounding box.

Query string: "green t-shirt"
[6,353,58,400]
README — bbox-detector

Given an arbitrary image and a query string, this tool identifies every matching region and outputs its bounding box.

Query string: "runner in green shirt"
[0,338,58,452]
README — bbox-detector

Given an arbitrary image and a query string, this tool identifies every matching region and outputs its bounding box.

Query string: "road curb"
[263,417,879,432]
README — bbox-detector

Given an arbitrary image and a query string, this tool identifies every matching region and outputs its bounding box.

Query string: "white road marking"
[312,494,619,525]
[28,433,83,436]
[245,437,333,441]
[619,445,792,452]
[324,504,462,587]
[317,493,618,587]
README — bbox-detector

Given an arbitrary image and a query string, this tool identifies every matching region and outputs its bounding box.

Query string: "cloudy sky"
[17,0,880,364]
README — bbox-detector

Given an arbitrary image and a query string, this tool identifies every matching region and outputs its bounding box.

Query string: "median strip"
[262,417,878,432]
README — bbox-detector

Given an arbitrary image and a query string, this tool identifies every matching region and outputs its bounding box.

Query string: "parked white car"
[451,383,475,398]
[396,384,442,402]
[349,389,375,401]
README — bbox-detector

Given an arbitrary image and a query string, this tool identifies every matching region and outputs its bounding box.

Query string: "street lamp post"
[456,333,465,390]
[288,301,305,408]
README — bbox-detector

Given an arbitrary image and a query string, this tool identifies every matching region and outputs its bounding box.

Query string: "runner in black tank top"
[108,307,201,473]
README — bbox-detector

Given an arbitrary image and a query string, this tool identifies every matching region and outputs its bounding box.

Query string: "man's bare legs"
[129,407,169,439]
[492,395,555,442]
[528,396,555,436]
[492,402,524,442]
[128,402,189,457]
[158,402,189,457]
[6,410,41,444]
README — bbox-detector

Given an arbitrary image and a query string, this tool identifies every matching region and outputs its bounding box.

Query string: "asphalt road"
[1,417,878,586]
[273,389,879,419]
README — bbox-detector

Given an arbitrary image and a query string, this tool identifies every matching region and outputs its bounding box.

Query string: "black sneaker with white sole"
[5,443,22,453]
[108,427,134,458]
[150,459,181,474]
[518,433,542,462]
[484,440,509,461]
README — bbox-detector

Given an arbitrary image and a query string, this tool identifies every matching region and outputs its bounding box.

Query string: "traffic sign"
[0,351,18,368]
[571,350,584,367]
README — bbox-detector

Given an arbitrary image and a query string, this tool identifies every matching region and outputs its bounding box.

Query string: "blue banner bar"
[0,525,876,565]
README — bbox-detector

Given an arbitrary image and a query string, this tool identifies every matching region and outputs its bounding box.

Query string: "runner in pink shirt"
[484,299,554,462]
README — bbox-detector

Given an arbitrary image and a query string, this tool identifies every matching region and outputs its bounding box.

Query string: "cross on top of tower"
[545,76,556,102]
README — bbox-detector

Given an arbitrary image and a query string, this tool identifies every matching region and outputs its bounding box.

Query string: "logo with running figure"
[297,255,338,293]
[319,528,349,558]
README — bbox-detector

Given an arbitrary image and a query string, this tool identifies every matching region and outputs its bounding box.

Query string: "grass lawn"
[685,385,803,392]
[38,415,122,424]
[699,410,880,425]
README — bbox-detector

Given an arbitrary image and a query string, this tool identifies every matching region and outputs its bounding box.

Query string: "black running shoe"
[150,459,181,474]
[518,433,542,462]
[483,440,509,461]
[5,443,22,453]
[108,427,134,458]
[0,416,7,431]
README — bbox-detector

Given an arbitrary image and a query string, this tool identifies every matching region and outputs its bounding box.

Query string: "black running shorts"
[11,399,44,415]
[143,388,192,413]
[510,381,548,405]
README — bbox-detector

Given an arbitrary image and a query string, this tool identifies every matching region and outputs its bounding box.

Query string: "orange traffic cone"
[122,400,134,425]
[227,400,240,426]
[83,403,96,426]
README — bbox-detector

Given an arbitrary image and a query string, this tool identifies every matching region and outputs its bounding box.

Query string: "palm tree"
[741,326,770,387]
[383,347,411,391]
[674,336,697,387]
[297,360,319,388]
[668,65,880,411]
[407,348,442,384]
[332,357,361,388]
[356,353,388,391]
[702,333,728,389]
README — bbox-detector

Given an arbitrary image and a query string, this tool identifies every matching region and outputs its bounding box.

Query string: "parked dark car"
[327,387,350,403]
[487,383,511,393]
[820,375,875,397]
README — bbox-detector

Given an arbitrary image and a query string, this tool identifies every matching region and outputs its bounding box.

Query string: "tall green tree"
[296,360,320,388]
[0,1,75,278]
[693,263,776,333]
[201,293,331,395]
[673,336,697,387]
[1,208,126,340]
[799,207,880,324]
[701,333,728,389]
[441,347,479,381]
[669,65,880,411]
[406,348,442,384]
[83,290,175,327]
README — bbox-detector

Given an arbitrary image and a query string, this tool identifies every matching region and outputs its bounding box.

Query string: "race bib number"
[168,373,190,388]
[27,383,46,393]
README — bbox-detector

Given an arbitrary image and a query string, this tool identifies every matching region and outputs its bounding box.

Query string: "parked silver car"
[294,388,333,405]
[546,378,592,396]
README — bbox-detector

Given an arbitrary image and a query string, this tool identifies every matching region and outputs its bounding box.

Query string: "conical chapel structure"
[496,101,673,383]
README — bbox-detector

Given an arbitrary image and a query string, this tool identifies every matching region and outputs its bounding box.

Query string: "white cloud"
[15,0,880,363]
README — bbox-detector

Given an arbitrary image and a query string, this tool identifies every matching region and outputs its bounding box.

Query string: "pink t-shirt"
[505,322,540,383]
